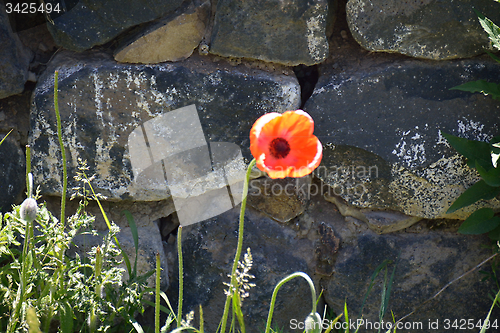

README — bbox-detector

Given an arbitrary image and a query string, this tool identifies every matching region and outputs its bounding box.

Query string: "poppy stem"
[220,158,256,333]
[264,272,317,333]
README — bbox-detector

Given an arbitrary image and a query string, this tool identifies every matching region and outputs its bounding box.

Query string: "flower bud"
[20,198,38,223]
[304,312,322,333]
[95,246,103,278]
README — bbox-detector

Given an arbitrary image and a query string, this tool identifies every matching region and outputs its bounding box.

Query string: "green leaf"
[485,50,500,64]
[476,161,500,187]
[59,302,74,333]
[458,208,500,234]
[129,318,145,333]
[492,142,500,168]
[450,80,500,100]
[475,9,500,51]
[441,132,493,170]
[488,224,500,240]
[160,290,176,315]
[143,299,171,316]
[447,180,500,213]
[26,250,33,270]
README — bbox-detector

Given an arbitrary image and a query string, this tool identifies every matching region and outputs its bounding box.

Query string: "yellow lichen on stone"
[389,155,500,219]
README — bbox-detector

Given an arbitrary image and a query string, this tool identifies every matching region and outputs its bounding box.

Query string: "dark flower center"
[269,138,291,159]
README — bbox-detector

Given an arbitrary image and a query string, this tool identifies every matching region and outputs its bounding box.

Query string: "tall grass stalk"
[53,71,67,227]
[480,287,500,333]
[156,252,161,333]
[220,158,256,333]
[53,70,69,327]
[177,226,184,328]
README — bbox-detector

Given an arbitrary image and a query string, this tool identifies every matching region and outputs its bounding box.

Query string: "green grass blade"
[123,210,139,277]
[232,292,245,333]
[0,129,12,147]
[324,313,343,333]
[390,311,397,333]
[480,288,500,333]
[53,70,68,227]
[130,319,145,333]
[379,268,388,331]
[86,180,133,275]
[379,259,397,331]
[144,300,171,315]
[485,50,500,64]
[155,252,161,333]
[344,301,349,333]
[59,301,74,333]
[160,290,176,315]
[359,259,392,317]
[177,226,184,328]
[160,313,176,333]
[385,260,397,310]
[199,305,204,333]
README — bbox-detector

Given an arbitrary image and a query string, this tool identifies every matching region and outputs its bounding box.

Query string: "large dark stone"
[210,0,330,66]
[29,50,300,201]
[0,135,25,212]
[324,231,499,332]
[309,191,499,333]
[0,89,31,212]
[346,0,500,60]
[163,183,499,333]
[305,55,500,219]
[166,206,320,333]
[0,90,31,146]
[45,0,184,51]
[0,5,32,99]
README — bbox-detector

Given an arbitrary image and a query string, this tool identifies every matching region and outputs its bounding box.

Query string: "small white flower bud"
[20,198,38,223]
[304,312,322,333]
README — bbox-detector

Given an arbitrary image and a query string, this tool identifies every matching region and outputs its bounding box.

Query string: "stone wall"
[1,0,500,331]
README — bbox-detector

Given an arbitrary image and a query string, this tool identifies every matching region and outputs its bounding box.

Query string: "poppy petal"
[249,110,322,179]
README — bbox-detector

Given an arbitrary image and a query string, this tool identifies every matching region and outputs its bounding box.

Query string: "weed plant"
[0,72,153,332]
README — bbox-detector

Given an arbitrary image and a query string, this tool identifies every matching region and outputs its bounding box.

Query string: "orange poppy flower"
[250,110,322,179]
